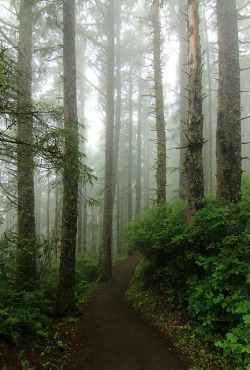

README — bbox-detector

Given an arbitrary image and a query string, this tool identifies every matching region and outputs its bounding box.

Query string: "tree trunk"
[82,196,87,253]
[56,0,79,316]
[116,174,121,255]
[77,72,86,255]
[128,61,133,222]
[17,0,36,283]
[100,0,115,282]
[152,0,166,204]
[47,174,50,240]
[135,73,142,215]
[186,0,204,220]
[216,0,241,203]
[112,0,122,208]
[204,8,213,194]
[144,118,150,206]
[35,174,41,235]
[178,0,188,200]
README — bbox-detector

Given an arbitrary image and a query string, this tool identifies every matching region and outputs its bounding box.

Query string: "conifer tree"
[56,0,79,315]
[216,0,241,203]
[100,0,115,282]
[186,0,204,220]
[152,0,166,204]
[17,0,36,283]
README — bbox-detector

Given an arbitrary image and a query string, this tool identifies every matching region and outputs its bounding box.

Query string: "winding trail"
[64,254,190,369]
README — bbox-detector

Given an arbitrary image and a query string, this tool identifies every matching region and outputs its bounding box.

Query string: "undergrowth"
[123,176,250,369]
[0,234,101,344]
[126,260,230,369]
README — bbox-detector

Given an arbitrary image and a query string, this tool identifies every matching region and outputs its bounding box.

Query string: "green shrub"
[0,235,57,344]
[75,253,100,302]
[0,282,53,344]
[122,196,250,368]
[186,203,250,369]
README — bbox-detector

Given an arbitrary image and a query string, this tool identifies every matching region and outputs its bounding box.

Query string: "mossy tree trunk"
[17,0,36,284]
[178,0,188,200]
[56,0,79,316]
[100,0,115,282]
[204,7,213,194]
[216,0,241,203]
[152,0,166,204]
[186,0,204,220]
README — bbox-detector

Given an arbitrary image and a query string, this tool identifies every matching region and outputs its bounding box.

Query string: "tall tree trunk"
[56,0,79,316]
[116,174,121,255]
[77,72,86,255]
[178,0,188,200]
[47,174,50,240]
[204,8,213,194]
[152,0,166,204]
[135,73,142,215]
[112,0,122,208]
[35,174,41,235]
[144,118,150,206]
[100,0,115,282]
[186,0,204,220]
[216,0,241,203]
[91,207,96,253]
[82,196,87,253]
[128,61,133,222]
[17,0,36,283]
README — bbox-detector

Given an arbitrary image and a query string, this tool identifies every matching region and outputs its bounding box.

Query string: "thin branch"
[76,69,105,97]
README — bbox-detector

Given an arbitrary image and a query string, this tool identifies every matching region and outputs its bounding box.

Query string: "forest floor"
[0,254,193,369]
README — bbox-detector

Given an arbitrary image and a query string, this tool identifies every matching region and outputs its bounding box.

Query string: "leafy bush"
[0,281,53,344]
[122,196,250,368]
[186,202,250,369]
[123,201,191,304]
[0,235,57,344]
[75,253,100,302]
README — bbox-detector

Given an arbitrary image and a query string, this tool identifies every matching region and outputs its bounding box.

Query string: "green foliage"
[0,235,56,343]
[75,253,100,303]
[122,201,188,261]
[0,282,53,344]
[123,201,190,305]
[122,194,250,368]
[0,232,101,344]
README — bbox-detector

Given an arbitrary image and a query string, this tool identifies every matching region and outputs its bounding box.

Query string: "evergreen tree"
[56,0,79,315]
[186,0,204,220]
[16,0,36,283]
[152,0,166,204]
[100,0,115,282]
[216,0,241,203]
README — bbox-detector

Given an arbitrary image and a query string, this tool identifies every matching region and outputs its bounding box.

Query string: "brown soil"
[0,254,192,369]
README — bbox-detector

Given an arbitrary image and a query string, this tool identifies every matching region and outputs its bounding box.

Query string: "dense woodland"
[0,0,250,368]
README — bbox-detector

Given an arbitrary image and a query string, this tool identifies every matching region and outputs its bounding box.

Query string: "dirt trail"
[64,254,190,370]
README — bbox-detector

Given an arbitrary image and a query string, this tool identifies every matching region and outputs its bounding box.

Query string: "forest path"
[63,254,190,369]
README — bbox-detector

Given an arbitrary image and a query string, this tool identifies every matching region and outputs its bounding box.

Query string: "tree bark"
[47,174,50,240]
[17,0,36,283]
[186,0,204,220]
[56,0,79,316]
[112,0,122,209]
[178,0,188,200]
[100,0,115,282]
[216,0,241,203]
[135,73,142,215]
[152,0,166,204]
[128,61,133,222]
[204,8,213,194]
